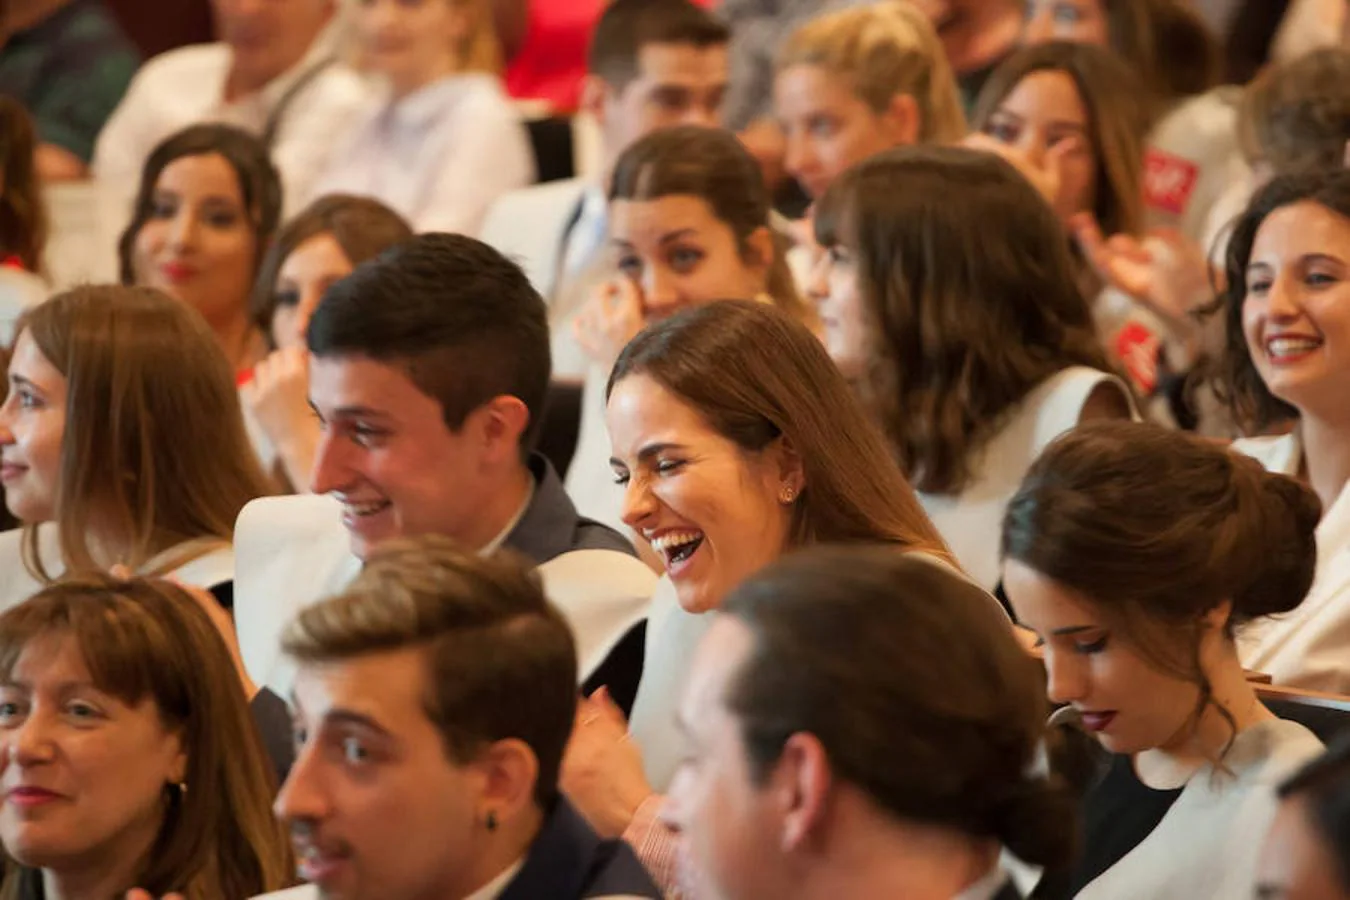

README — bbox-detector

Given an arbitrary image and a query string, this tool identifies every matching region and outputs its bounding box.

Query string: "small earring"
[485,810,498,832]
[780,485,797,504]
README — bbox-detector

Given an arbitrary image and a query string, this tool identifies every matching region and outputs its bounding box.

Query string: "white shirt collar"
[479,478,536,557]
[383,72,497,129]
[952,865,1012,900]
[464,858,525,900]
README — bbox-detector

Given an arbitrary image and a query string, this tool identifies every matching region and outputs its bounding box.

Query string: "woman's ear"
[881,93,921,147]
[744,225,776,285]
[771,434,806,502]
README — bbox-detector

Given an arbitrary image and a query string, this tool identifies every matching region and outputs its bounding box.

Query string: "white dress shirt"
[312,72,534,236]
[91,20,371,277]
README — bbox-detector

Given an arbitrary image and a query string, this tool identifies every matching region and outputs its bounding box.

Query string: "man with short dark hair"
[233,234,654,716]
[480,0,729,380]
[255,535,662,900]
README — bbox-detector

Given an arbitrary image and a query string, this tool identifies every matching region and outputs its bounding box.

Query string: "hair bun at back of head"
[1229,465,1321,620]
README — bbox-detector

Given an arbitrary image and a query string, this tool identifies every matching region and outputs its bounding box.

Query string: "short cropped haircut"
[1239,48,1350,175]
[306,233,551,452]
[281,536,578,805]
[1279,737,1350,894]
[588,0,729,92]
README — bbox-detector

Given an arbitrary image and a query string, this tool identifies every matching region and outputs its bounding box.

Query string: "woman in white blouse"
[1003,420,1324,900]
[1219,169,1350,692]
[809,144,1132,591]
[311,0,534,235]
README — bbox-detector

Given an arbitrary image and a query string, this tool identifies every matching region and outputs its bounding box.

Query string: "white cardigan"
[1232,431,1350,692]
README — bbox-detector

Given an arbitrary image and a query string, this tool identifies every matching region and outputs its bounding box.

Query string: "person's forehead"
[633,41,729,85]
[684,616,755,715]
[308,354,434,411]
[294,647,432,732]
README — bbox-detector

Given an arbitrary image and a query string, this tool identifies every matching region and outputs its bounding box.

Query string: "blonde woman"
[312,0,534,235]
[774,1,966,203]
[0,285,274,608]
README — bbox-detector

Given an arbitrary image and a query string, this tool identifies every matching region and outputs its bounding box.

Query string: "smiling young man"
[254,536,662,900]
[232,234,654,714]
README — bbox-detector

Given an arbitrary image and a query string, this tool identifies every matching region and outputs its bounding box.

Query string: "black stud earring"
[486,810,498,832]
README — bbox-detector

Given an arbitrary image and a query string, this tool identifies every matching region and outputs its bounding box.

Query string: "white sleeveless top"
[0,525,235,611]
[917,366,1128,591]
[1232,431,1350,692]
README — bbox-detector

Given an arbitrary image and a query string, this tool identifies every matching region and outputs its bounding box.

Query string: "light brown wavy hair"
[815,145,1111,495]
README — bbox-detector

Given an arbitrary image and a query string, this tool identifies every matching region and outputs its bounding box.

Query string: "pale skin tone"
[1241,201,1350,514]
[1255,795,1350,900]
[1004,560,1273,790]
[211,0,335,101]
[572,195,772,372]
[130,153,264,374]
[242,231,357,491]
[560,374,802,838]
[354,0,472,100]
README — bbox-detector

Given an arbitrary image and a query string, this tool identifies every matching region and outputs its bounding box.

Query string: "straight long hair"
[17,286,274,580]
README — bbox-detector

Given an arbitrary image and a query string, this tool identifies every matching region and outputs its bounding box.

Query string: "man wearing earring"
[258,535,662,900]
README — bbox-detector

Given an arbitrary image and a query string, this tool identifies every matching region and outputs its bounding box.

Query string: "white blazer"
[0,525,235,611]
[1232,431,1350,692]
[232,494,656,699]
[918,366,1130,591]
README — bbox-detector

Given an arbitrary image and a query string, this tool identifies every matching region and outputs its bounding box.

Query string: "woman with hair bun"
[1001,420,1325,900]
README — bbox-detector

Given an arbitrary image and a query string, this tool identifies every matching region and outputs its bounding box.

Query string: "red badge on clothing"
[1143,149,1200,216]
[1115,322,1161,396]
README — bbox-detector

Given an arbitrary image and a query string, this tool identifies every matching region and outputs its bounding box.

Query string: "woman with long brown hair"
[562,300,959,894]
[0,97,49,346]
[0,573,293,899]
[811,144,1130,590]
[566,125,809,544]
[0,284,274,607]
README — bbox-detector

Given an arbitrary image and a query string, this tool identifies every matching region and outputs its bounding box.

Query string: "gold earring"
[780,485,797,504]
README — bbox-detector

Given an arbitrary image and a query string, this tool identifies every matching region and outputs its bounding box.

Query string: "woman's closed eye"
[1074,634,1109,654]
[984,119,1021,144]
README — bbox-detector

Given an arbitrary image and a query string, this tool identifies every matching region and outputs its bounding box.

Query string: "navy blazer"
[499,797,662,900]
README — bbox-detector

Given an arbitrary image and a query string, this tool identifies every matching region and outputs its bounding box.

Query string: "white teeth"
[1267,337,1322,357]
[649,531,703,553]
[342,500,388,517]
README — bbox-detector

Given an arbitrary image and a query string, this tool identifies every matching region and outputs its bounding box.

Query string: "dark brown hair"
[1213,169,1350,433]
[307,233,551,455]
[609,125,806,320]
[972,41,1149,240]
[1279,737,1350,894]
[587,0,728,91]
[282,535,577,806]
[1101,0,1219,107]
[0,97,47,273]
[117,124,283,287]
[251,194,413,345]
[16,285,275,581]
[0,341,15,532]
[723,547,1075,869]
[608,299,950,559]
[815,145,1112,495]
[1239,48,1350,176]
[0,575,292,900]
[1002,420,1319,750]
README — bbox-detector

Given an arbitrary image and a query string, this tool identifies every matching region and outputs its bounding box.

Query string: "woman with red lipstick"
[1001,420,1324,900]
[0,573,292,899]
[562,300,958,895]
[1218,170,1350,694]
[119,123,282,379]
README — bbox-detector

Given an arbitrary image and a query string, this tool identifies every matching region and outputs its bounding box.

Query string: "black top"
[1036,753,1183,899]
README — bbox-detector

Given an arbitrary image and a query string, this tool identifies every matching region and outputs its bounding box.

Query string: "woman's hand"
[573,278,646,371]
[241,346,320,489]
[962,131,1079,210]
[1071,212,1215,355]
[560,686,653,839]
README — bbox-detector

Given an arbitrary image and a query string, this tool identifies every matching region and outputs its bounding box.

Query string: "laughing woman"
[1003,420,1324,899]
[561,300,957,895]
